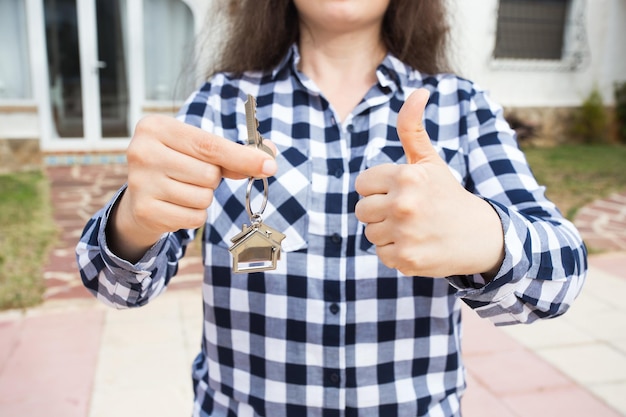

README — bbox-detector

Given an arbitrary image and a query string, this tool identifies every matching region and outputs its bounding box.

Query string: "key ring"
[229,94,285,273]
[245,177,269,221]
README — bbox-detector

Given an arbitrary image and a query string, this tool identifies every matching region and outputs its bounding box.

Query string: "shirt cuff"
[97,184,169,284]
[447,198,530,303]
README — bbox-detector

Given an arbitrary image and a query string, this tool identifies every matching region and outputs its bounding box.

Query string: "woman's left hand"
[354,89,505,279]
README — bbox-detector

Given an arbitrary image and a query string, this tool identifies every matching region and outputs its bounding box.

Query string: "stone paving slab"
[0,306,104,417]
[502,259,626,415]
[574,191,626,253]
[462,273,626,417]
[1,284,622,417]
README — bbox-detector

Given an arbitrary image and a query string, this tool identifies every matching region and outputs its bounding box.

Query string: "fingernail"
[262,159,277,176]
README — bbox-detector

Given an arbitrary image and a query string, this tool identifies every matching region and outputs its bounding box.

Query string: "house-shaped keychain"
[229,222,286,273]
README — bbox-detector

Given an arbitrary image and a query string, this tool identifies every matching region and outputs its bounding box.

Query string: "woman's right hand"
[107,115,277,262]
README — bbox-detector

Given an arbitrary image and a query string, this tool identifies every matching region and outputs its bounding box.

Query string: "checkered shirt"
[76,45,587,417]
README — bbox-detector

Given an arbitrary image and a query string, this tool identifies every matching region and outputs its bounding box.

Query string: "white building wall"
[449,0,626,107]
[603,0,626,93]
[0,111,40,140]
[1,0,624,150]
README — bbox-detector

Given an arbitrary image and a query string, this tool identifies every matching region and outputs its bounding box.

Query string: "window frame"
[490,0,589,71]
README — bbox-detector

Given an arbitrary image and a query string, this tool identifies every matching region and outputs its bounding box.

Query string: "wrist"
[106,192,162,263]
[476,198,505,281]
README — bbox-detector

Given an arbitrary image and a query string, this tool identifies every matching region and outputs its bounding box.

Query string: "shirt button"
[333,168,344,178]
[346,124,354,133]
[329,303,340,314]
[330,233,342,244]
[330,373,340,384]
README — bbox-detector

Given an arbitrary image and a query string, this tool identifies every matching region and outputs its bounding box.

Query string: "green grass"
[522,143,626,219]
[0,171,57,310]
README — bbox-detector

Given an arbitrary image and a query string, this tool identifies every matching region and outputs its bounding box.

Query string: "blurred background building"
[0,0,624,166]
[0,0,210,159]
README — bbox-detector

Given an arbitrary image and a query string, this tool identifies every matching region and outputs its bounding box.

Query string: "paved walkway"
[0,164,625,416]
[574,192,626,252]
[42,164,203,301]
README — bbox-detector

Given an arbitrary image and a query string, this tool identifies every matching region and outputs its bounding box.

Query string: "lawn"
[0,171,57,310]
[521,143,626,219]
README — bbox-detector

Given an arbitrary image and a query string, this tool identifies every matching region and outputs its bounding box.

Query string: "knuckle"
[363,224,375,243]
[390,197,414,218]
[187,209,208,229]
[132,200,154,225]
[399,164,430,186]
[195,187,215,208]
[128,117,167,164]
[397,246,415,265]
[396,165,417,183]
[354,175,364,194]
[126,145,149,167]
[125,173,144,194]
[204,164,223,187]
[376,246,397,270]
[135,114,163,135]
[354,199,364,220]
[194,133,220,159]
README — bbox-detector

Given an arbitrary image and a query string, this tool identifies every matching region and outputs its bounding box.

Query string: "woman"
[77,1,587,416]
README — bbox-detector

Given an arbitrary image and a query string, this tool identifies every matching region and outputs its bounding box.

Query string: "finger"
[262,139,278,156]
[154,145,223,189]
[354,164,397,196]
[397,88,439,164]
[186,131,277,179]
[222,139,279,179]
[136,198,208,231]
[355,194,388,224]
[127,166,215,211]
[153,177,217,210]
[363,222,394,247]
[139,115,278,178]
[373,243,399,271]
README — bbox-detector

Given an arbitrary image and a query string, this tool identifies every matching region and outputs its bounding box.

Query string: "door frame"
[34,0,142,152]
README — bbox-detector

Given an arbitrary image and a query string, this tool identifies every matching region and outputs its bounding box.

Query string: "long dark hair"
[205,0,450,76]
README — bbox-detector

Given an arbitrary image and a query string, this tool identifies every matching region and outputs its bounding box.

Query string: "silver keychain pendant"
[229,95,286,273]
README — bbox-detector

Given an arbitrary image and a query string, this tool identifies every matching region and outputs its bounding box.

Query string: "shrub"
[505,113,537,142]
[615,81,626,143]
[569,88,608,144]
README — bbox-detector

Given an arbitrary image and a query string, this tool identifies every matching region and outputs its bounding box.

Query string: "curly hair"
[206,0,450,76]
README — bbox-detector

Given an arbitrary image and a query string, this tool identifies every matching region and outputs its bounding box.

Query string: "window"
[493,0,588,69]
[143,0,195,101]
[0,0,32,99]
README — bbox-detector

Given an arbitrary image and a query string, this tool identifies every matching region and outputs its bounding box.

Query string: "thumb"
[397,88,438,164]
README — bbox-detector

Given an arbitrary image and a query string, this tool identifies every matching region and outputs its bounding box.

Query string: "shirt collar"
[376,53,425,94]
[271,43,425,93]
[271,44,300,80]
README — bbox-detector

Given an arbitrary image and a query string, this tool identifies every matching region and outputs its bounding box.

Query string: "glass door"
[95,0,130,137]
[44,0,84,138]
[44,0,129,143]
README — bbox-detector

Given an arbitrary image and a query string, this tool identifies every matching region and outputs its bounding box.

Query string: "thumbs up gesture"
[355,89,504,279]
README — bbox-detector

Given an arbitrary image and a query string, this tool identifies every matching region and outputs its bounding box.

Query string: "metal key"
[229,95,285,273]
[245,95,274,159]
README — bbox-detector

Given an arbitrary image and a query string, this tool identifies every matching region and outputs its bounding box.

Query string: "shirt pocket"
[358,138,406,254]
[357,138,467,254]
[206,157,310,254]
[363,136,407,168]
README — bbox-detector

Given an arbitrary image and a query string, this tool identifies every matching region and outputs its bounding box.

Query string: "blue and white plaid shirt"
[77,45,587,417]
